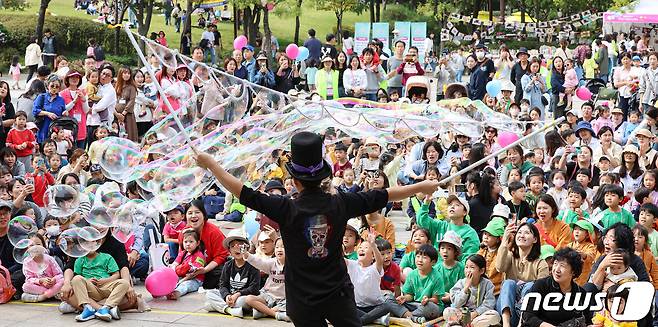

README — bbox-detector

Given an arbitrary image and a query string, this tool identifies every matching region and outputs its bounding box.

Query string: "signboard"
[411,22,427,60]
[354,22,371,56]
[372,22,390,56]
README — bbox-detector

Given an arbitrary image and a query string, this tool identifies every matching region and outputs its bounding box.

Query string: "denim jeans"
[167,241,179,262]
[496,280,535,327]
[129,253,149,279]
[455,69,464,83]
[357,302,393,325]
[204,47,216,65]
[175,278,203,296]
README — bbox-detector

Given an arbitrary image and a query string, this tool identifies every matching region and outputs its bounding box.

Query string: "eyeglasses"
[49,84,59,89]
[485,129,496,133]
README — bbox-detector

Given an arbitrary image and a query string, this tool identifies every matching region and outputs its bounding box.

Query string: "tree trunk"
[499,0,505,22]
[136,0,154,52]
[243,7,250,38]
[36,0,50,45]
[369,0,374,23]
[233,5,238,39]
[488,0,493,21]
[335,11,342,41]
[114,0,129,54]
[262,5,272,61]
[181,0,193,49]
[472,0,482,18]
[375,0,380,22]
[294,0,302,44]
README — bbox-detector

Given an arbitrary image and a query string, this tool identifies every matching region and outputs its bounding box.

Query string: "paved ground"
[3,210,414,326]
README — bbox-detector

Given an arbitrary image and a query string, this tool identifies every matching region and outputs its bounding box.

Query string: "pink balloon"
[266,2,275,11]
[145,267,178,297]
[498,131,520,148]
[233,35,248,50]
[575,87,592,101]
[285,44,299,59]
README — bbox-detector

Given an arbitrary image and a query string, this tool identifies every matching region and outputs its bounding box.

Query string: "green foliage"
[381,4,419,23]
[1,0,29,10]
[0,13,132,71]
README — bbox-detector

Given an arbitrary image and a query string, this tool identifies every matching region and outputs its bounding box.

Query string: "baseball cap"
[165,205,185,214]
[0,200,11,210]
[242,45,255,52]
[446,195,469,215]
[90,164,102,173]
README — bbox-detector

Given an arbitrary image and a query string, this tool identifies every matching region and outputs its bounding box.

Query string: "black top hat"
[285,132,332,182]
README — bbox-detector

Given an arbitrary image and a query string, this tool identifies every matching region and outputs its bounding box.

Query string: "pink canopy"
[604,0,658,24]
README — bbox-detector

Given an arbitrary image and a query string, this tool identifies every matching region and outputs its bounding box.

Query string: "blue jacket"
[468,59,494,100]
[32,93,65,143]
[551,70,566,95]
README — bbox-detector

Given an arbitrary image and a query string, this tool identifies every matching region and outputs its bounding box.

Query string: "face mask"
[46,226,60,236]
[553,179,565,188]
[476,51,485,60]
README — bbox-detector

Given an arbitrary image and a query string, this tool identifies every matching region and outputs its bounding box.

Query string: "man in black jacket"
[511,47,530,104]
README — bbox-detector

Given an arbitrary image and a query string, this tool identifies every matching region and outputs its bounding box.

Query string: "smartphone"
[239,244,248,254]
[454,184,467,193]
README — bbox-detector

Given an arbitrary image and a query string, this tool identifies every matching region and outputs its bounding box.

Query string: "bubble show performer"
[196,131,440,326]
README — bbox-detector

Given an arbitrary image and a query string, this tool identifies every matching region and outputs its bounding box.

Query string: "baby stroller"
[405,76,433,104]
[49,117,79,140]
[585,78,617,104]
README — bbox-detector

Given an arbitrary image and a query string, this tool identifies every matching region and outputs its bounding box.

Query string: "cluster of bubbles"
[8,183,158,273]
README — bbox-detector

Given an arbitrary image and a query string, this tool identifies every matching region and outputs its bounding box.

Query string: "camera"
[379,149,396,167]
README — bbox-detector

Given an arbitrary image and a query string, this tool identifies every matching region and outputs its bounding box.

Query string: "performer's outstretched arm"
[196,153,244,198]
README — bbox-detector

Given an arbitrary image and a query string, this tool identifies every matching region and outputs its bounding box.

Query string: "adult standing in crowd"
[60,71,89,149]
[304,29,323,62]
[33,75,65,143]
[114,67,138,142]
[550,56,567,118]
[41,29,57,70]
[387,40,405,97]
[469,45,495,101]
[24,37,42,85]
[511,47,530,105]
[639,52,658,112]
[88,65,117,142]
[521,57,547,117]
[0,81,16,149]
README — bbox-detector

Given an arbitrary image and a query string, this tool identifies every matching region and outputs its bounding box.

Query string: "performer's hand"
[195,152,216,170]
[416,179,440,195]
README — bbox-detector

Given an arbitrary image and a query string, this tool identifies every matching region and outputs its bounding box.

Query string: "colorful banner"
[372,22,390,56]
[354,22,371,56]
[411,22,427,60]
[394,21,411,52]
[603,12,658,24]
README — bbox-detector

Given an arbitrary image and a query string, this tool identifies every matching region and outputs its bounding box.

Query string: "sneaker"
[252,308,266,320]
[95,306,112,322]
[275,312,291,322]
[226,307,244,318]
[110,306,121,320]
[75,305,97,322]
[410,316,426,324]
[59,301,78,314]
[374,313,390,326]
[21,293,40,303]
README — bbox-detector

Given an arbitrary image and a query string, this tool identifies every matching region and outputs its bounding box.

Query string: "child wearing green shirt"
[416,194,479,264]
[599,184,635,228]
[70,248,130,322]
[557,186,589,225]
[638,203,658,259]
[436,231,465,305]
[389,244,444,324]
[343,221,361,260]
[400,228,431,282]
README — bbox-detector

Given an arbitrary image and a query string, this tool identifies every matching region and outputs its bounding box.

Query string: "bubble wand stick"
[122,23,198,155]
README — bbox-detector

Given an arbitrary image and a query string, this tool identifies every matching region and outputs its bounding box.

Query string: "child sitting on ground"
[377,238,401,299]
[400,228,432,282]
[244,238,290,322]
[205,230,260,317]
[557,186,589,224]
[446,254,501,327]
[478,217,505,296]
[168,229,206,300]
[637,203,658,257]
[343,221,361,260]
[568,220,597,286]
[21,234,64,302]
[389,244,444,324]
[436,231,465,306]
[70,238,129,322]
[162,206,186,263]
[346,229,392,326]
[632,225,658,292]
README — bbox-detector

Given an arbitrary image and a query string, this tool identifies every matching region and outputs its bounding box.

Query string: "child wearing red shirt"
[376,239,401,298]
[6,111,37,170]
[26,155,55,207]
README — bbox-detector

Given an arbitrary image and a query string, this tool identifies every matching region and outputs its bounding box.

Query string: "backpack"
[93,45,106,61]
[0,260,16,303]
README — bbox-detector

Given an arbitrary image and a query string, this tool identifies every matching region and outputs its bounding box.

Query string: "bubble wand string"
[122,23,198,155]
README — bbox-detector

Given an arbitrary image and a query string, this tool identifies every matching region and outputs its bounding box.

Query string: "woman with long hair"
[613,144,644,195]
[0,81,17,147]
[495,222,549,327]
[468,168,504,232]
[274,53,300,94]
[115,67,138,142]
[614,52,641,119]
[550,56,567,118]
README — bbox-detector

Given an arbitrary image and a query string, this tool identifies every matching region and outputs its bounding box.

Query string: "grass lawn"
[1,0,366,58]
